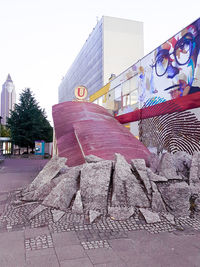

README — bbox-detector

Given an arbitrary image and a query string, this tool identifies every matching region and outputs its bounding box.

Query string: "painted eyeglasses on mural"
[152,20,200,99]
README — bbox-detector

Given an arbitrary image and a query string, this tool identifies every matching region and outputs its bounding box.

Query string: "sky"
[0,0,199,124]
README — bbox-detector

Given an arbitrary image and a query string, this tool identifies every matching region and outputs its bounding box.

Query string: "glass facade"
[59,19,103,102]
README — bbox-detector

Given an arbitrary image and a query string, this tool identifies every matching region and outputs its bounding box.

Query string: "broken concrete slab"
[131,159,152,196]
[147,153,160,173]
[151,182,167,212]
[147,168,168,182]
[189,152,200,187]
[108,206,135,220]
[72,190,84,214]
[173,151,192,179]
[89,210,102,223]
[161,212,176,225]
[84,154,104,163]
[28,205,48,220]
[80,160,112,211]
[157,181,191,217]
[112,154,150,208]
[51,209,65,223]
[21,156,67,201]
[42,165,81,211]
[139,208,161,223]
[159,153,182,180]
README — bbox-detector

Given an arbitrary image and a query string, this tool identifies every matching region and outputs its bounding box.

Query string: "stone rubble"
[20,151,200,223]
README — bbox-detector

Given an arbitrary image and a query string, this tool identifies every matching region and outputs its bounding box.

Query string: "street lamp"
[0,116,2,136]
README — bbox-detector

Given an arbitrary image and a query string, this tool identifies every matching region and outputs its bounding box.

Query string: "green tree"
[7,88,53,153]
[0,125,11,137]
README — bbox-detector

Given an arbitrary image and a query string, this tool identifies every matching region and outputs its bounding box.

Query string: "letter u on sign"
[75,86,88,100]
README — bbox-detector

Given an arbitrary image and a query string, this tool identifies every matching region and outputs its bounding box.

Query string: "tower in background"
[1,74,16,125]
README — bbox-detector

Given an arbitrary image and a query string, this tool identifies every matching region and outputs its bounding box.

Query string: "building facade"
[1,74,16,125]
[58,16,144,103]
[90,18,200,155]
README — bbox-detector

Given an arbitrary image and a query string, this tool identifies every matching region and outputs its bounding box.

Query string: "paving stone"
[25,226,50,238]
[86,247,121,265]
[60,257,93,267]
[0,230,25,266]
[52,231,80,247]
[26,254,60,267]
[55,244,86,261]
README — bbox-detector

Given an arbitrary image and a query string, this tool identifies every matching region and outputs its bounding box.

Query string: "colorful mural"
[90,18,200,155]
[112,18,200,119]
[138,18,200,110]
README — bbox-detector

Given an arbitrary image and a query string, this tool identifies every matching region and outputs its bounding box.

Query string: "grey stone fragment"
[151,182,166,212]
[131,159,152,196]
[189,152,200,188]
[51,209,65,223]
[159,153,182,180]
[173,151,192,179]
[108,206,135,220]
[157,181,191,216]
[80,160,112,211]
[112,154,150,208]
[162,212,175,225]
[89,210,102,223]
[29,205,48,219]
[147,153,160,173]
[72,190,84,214]
[42,165,81,211]
[139,208,161,223]
[85,155,104,163]
[147,168,168,182]
[22,156,67,201]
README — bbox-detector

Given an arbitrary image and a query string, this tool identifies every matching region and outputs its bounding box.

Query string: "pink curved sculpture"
[52,101,151,166]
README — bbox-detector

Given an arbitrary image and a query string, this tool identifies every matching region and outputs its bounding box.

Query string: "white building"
[1,74,16,125]
[58,16,144,102]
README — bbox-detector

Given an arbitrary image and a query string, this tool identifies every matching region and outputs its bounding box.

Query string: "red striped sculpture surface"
[52,101,151,166]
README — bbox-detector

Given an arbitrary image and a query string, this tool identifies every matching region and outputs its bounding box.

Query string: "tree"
[7,88,53,153]
[0,125,11,137]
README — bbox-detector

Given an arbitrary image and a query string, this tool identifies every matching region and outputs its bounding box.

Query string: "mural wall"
[103,18,200,154]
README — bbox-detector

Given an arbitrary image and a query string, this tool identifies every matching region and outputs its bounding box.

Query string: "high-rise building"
[1,74,16,125]
[58,16,144,103]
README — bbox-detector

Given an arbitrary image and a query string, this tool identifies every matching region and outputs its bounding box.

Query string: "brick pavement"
[0,159,200,267]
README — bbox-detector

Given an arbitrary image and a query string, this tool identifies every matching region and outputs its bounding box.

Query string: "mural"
[139,109,200,155]
[92,18,200,154]
[138,18,200,110]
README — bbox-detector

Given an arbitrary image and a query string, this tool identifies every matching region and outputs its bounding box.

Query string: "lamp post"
[0,116,2,136]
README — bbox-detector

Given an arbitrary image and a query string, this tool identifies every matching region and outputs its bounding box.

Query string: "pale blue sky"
[0,0,199,123]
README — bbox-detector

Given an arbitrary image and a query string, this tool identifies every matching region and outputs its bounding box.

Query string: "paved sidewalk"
[0,159,200,267]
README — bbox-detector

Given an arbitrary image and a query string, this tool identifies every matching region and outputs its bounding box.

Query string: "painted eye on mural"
[155,49,169,77]
[174,33,193,65]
